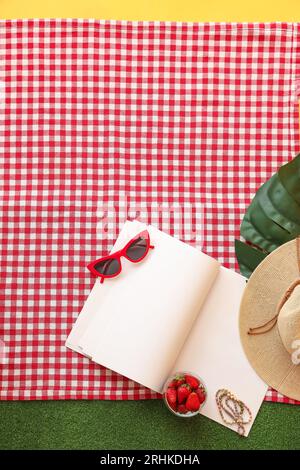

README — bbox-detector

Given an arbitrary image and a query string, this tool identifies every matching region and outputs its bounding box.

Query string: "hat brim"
[239,239,300,401]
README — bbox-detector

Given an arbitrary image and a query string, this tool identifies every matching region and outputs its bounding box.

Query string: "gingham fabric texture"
[1,20,300,403]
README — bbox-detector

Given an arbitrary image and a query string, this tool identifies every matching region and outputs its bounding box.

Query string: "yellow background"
[1,0,300,21]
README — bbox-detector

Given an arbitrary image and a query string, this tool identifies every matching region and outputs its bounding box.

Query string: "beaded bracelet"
[216,389,252,436]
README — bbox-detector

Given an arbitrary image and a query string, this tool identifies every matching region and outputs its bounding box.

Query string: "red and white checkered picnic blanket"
[1,20,300,403]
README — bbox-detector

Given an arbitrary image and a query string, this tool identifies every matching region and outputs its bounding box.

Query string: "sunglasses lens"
[94,258,120,276]
[126,236,148,261]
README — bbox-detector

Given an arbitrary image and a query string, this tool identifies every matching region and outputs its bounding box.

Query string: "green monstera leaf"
[235,154,300,277]
[234,240,268,279]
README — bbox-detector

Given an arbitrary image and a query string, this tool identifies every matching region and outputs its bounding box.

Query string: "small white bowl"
[163,371,207,418]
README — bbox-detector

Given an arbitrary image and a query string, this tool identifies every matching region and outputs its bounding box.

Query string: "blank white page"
[172,267,268,436]
[66,220,219,393]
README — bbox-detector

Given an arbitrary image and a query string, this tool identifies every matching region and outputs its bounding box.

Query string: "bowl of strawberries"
[163,372,206,417]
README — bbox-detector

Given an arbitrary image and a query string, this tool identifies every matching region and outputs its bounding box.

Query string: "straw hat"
[239,238,300,401]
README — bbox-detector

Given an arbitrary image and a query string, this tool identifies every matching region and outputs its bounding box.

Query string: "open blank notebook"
[67,220,267,435]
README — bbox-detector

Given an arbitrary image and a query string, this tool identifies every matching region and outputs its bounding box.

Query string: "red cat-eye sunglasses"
[87,230,154,283]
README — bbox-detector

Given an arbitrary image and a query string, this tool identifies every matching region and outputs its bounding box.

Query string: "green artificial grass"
[0,399,299,450]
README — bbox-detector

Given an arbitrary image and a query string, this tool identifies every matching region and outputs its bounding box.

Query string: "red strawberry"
[168,380,177,388]
[177,404,188,414]
[169,401,177,412]
[166,387,177,409]
[185,374,200,390]
[185,392,201,412]
[177,384,191,404]
[196,387,206,404]
[169,375,185,388]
